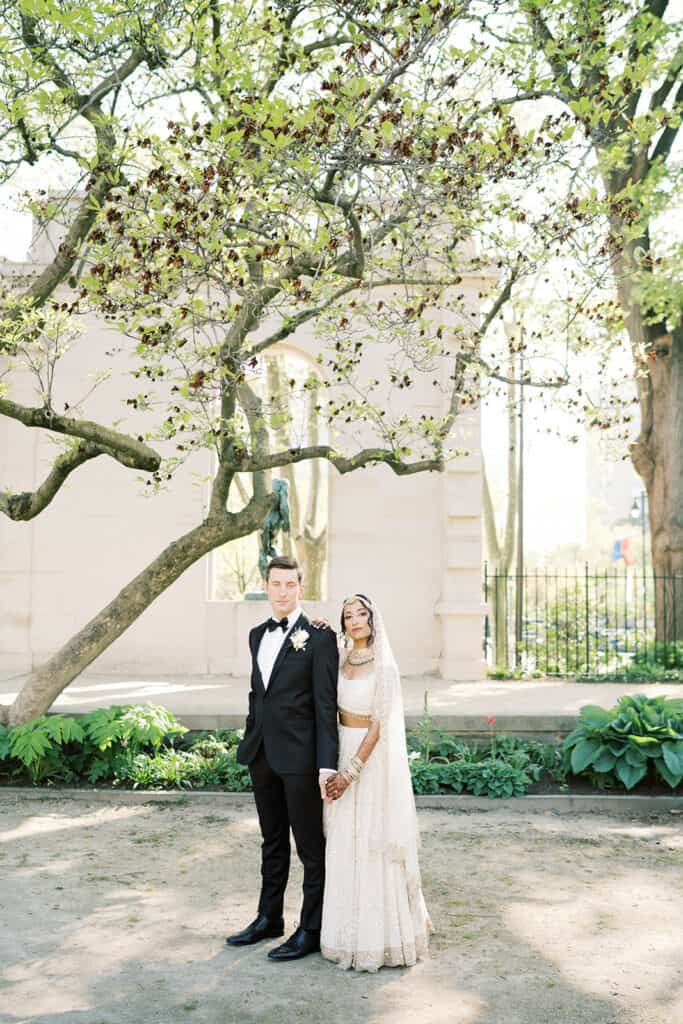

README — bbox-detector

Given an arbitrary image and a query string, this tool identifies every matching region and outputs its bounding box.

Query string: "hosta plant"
[562,695,683,791]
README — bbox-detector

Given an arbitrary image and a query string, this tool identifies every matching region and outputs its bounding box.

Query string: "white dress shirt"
[257,605,335,782]
[257,605,302,689]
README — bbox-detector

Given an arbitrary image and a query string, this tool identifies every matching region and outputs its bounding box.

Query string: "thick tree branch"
[14,17,155,305]
[649,42,683,111]
[77,48,148,115]
[527,8,578,101]
[0,398,161,471]
[239,444,443,476]
[23,174,112,305]
[649,80,683,164]
[0,428,171,521]
[0,443,97,521]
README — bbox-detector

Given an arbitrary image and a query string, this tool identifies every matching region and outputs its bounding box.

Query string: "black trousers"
[249,745,325,931]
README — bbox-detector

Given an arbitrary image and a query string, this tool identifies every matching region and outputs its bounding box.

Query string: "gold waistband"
[339,707,372,728]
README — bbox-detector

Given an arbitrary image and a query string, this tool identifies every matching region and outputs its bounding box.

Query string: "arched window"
[211,349,328,600]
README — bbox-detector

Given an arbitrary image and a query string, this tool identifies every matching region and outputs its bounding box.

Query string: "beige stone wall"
[0,244,489,681]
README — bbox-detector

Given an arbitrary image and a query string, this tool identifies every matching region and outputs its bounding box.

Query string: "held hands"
[310,617,330,629]
[325,772,350,801]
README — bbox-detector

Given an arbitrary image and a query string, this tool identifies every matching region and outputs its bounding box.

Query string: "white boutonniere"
[290,627,310,652]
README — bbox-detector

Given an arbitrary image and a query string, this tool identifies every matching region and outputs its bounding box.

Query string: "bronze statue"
[258,478,291,579]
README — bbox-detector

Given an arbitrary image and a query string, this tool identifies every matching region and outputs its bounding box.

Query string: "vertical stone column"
[433,251,493,681]
[436,408,486,679]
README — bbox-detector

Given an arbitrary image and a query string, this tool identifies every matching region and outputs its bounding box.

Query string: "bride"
[319,594,432,972]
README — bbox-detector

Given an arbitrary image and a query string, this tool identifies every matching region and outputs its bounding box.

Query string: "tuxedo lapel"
[265,612,307,695]
[251,621,269,694]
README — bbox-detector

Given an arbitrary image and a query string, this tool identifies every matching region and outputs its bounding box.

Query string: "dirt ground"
[0,795,682,1024]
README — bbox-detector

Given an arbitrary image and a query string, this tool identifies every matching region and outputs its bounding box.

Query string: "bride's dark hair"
[340,593,375,645]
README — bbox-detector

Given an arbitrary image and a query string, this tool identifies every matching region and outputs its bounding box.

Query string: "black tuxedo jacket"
[236,613,339,775]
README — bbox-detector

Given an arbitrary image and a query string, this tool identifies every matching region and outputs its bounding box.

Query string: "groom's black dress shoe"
[267,926,320,961]
[226,914,284,946]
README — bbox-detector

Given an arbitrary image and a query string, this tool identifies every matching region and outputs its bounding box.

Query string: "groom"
[227,555,339,961]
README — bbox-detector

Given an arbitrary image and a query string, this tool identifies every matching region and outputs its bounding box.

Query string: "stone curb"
[1,787,682,815]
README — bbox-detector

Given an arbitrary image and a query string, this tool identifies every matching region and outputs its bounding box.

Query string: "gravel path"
[1,795,682,1024]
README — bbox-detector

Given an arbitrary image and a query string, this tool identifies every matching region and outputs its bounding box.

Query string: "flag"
[611,537,635,565]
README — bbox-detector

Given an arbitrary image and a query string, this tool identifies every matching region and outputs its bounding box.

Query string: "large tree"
[1,0,566,724]
[475,0,683,640]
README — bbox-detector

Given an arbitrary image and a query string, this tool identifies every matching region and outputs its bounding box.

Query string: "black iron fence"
[483,563,683,676]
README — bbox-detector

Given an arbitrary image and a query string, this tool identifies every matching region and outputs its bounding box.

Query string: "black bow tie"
[267,617,289,633]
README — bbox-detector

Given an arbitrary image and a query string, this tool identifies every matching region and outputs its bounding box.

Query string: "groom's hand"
[319,768,335,801]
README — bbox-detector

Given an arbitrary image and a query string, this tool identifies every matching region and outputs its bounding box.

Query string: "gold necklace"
[347,649,374,666]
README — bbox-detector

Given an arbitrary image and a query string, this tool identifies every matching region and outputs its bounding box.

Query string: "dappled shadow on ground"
[0,797,681,1024]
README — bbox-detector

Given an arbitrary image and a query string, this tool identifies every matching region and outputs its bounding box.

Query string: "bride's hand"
[310,617,330,629]
[325,773,350,801]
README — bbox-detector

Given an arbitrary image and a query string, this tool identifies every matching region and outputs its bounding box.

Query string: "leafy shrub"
[576,663,683,683]
[562,694,683,790]
[633,642,683,669]
[409,758,447,795]
[124,750,205,789]
[4,715,87,783]
[487,667,544,680]
[404,690,567,798]
[122,745,251,790]
[408,751,544,799]
[83,705,188,782]
[0,705,188,784]
[461,759,536,798]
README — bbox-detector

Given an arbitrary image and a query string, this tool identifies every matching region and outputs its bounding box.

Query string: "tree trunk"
[631,321,683,643]
[482,364,518,668]
[0,510,264,726]
[608,221,683,643]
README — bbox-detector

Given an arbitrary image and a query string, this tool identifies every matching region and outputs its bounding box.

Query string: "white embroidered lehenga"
[320,602,432,973]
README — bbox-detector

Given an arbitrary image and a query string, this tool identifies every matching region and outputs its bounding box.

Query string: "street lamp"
[630,491,648,633]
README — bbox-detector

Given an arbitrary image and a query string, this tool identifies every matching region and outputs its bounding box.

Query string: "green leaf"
[45,715,85,744]
[9,720,52,768]
[570,737,602,773]
[661,741,683,776]
[615,759,647,790]
[561,726,586,748]
[578,705,611,729]
[655,759,683,789]
[592,748,616,772]
[624,745,647,767]
[81,706,124,750]
[0,724,11,761]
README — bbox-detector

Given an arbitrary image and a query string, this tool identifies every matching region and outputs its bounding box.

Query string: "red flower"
[486,715,496,725]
